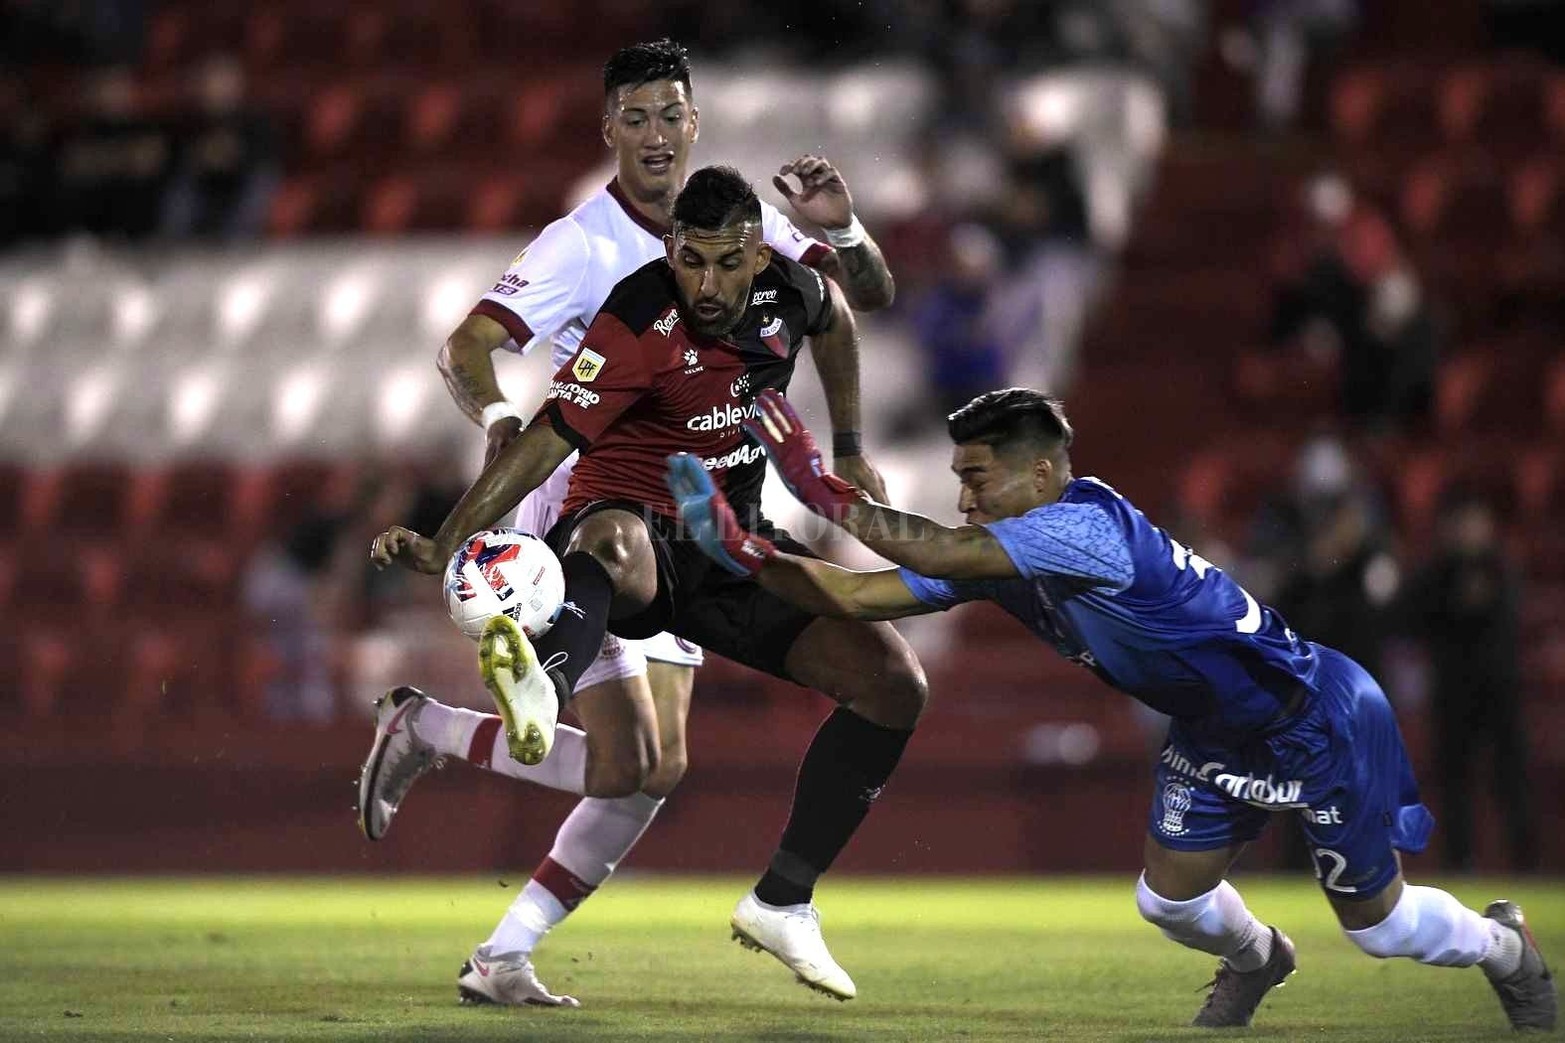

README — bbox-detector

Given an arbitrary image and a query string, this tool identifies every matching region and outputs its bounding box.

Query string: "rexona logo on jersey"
[751,288,778,305]
[653,307,679,337]
[686,402,758,431]
[571,348,606,383]
[491,273,528,296]
[701,442,766,470]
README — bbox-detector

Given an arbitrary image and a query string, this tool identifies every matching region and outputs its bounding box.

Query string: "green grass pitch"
[0,875,1557,1041]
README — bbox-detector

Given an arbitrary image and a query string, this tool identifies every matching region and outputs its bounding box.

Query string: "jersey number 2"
[1169,538,1262,634]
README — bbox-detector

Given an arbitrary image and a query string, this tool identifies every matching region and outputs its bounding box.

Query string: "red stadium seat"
[22,462,136,537]
[1440,63,1558,158]
[1330,66,1443,154]
[1546,355,1565,434]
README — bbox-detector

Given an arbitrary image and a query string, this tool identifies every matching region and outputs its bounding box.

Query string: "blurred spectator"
[161,56,279,241]
[901,223,1011,426]
[1403,492,1537,872]
[1232,0,1361,133]
[242,473,364,723]
[1250,433,1400,680]
[1269,172,1439,432]
[52,67,175,240]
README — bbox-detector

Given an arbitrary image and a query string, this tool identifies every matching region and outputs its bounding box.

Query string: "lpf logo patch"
[571,348,606,383]
[1160,781,1194,836]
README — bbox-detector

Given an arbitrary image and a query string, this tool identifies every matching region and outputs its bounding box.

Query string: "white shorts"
[514,454,704,692]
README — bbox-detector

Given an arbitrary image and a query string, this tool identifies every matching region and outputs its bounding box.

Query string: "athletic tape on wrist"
[481,401,521,430]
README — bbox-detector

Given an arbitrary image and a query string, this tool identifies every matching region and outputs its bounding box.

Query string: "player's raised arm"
[665,453,931,620]
[774,154,894,311]
[804,269,890,503]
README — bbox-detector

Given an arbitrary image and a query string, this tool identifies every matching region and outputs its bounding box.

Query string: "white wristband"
[481,401,521,430]
[823,214,866,250]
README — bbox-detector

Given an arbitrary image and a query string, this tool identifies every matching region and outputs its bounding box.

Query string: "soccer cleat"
[1192,926,1296,1028]
[457,946,580,1008]
[1482,899,1557,1031]
[478,615,557,766]
[730,891,856,1000]
[356,686,441,841]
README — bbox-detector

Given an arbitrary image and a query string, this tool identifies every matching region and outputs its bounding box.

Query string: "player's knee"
[642,746,687,798]
[586,744,660,798]
[1135,873,1194,931]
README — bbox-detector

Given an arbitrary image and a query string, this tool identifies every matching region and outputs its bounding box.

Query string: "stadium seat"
[1546,354,1565,434]
[21,462,136,537]
[1440,63,1556,157]
[1330,65,1443,154]
[0,463,23,540]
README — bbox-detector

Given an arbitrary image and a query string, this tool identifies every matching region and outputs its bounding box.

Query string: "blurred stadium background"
[2,0,1562,891]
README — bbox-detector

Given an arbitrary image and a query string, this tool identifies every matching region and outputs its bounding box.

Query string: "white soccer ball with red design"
[443,528,566,641]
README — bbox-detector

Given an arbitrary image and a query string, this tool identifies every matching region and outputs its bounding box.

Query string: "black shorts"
[545,500,819,681]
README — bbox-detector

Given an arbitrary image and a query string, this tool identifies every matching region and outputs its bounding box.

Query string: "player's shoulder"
[754,252,827,308]
[595,258,679,340]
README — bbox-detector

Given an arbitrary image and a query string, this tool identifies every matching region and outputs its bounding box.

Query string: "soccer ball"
[443,528,566,642]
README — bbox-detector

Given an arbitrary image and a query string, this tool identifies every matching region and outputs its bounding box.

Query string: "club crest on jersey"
[654,308,680,337]
[571,348,606,383]
[758,316,788,358]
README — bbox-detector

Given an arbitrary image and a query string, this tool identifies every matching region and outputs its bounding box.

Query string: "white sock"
[1136,873,1273,971]
[483,792,664,956]
[414,699,587,795]
[1344,885,1499,968]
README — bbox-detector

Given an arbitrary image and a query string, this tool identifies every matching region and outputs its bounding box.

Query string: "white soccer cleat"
[478,615,558,766]
[731,891,857,1000]
[356,686,441,841]
[457,946,581,1008]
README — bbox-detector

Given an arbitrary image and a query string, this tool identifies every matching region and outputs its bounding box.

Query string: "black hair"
[947,388,1074,458]
[672,165,761,232]
[603,39,692,102]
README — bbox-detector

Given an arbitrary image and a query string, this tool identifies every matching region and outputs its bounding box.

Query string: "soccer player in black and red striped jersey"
[373,166,925,1001]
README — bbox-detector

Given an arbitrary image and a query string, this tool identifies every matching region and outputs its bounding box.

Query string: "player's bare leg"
[643,660,694,798]
[1138,837,1296,1028]
[1334,869,1557,1031]
[484,509,659,769]
[731,616,926,1001]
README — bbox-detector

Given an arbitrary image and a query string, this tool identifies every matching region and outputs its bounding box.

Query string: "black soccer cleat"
[1192,926,1297,1028]
[1483,900,1557,1031]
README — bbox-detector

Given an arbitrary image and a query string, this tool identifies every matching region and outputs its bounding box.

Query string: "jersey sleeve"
[898,568,989,610]
[532,314,652,449]
[760,200,832,269]
[779,256,835,336]
[469,218,592,354]
[981,503,1135,591]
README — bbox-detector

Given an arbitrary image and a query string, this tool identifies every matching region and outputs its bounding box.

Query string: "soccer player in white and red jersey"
[355,40,896,1007]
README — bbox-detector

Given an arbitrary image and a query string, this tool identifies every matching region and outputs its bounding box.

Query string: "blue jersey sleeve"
[982,502,1134,591]
[897,568,988,610]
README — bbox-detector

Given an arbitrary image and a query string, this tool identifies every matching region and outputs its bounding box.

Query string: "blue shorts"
[1149,645,1434,900]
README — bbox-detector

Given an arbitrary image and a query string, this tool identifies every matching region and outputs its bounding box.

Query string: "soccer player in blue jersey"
[665,387,1556,1032]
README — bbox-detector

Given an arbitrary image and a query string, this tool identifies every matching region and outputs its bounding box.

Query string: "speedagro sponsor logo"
[701,442,765,470]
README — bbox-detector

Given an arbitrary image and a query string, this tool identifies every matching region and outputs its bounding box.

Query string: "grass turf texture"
[1,875,1558,1042]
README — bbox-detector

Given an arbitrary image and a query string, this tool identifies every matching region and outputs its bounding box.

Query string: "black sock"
[531,552,614,709]
[753,707,912,907]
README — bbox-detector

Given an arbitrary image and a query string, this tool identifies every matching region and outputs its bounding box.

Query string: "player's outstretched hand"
[833,454,889,506]
[774,155,854,233]
[484,416,524,467]
[666,453,777,577]
[745,390,867,521]
[370,525,446,574]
